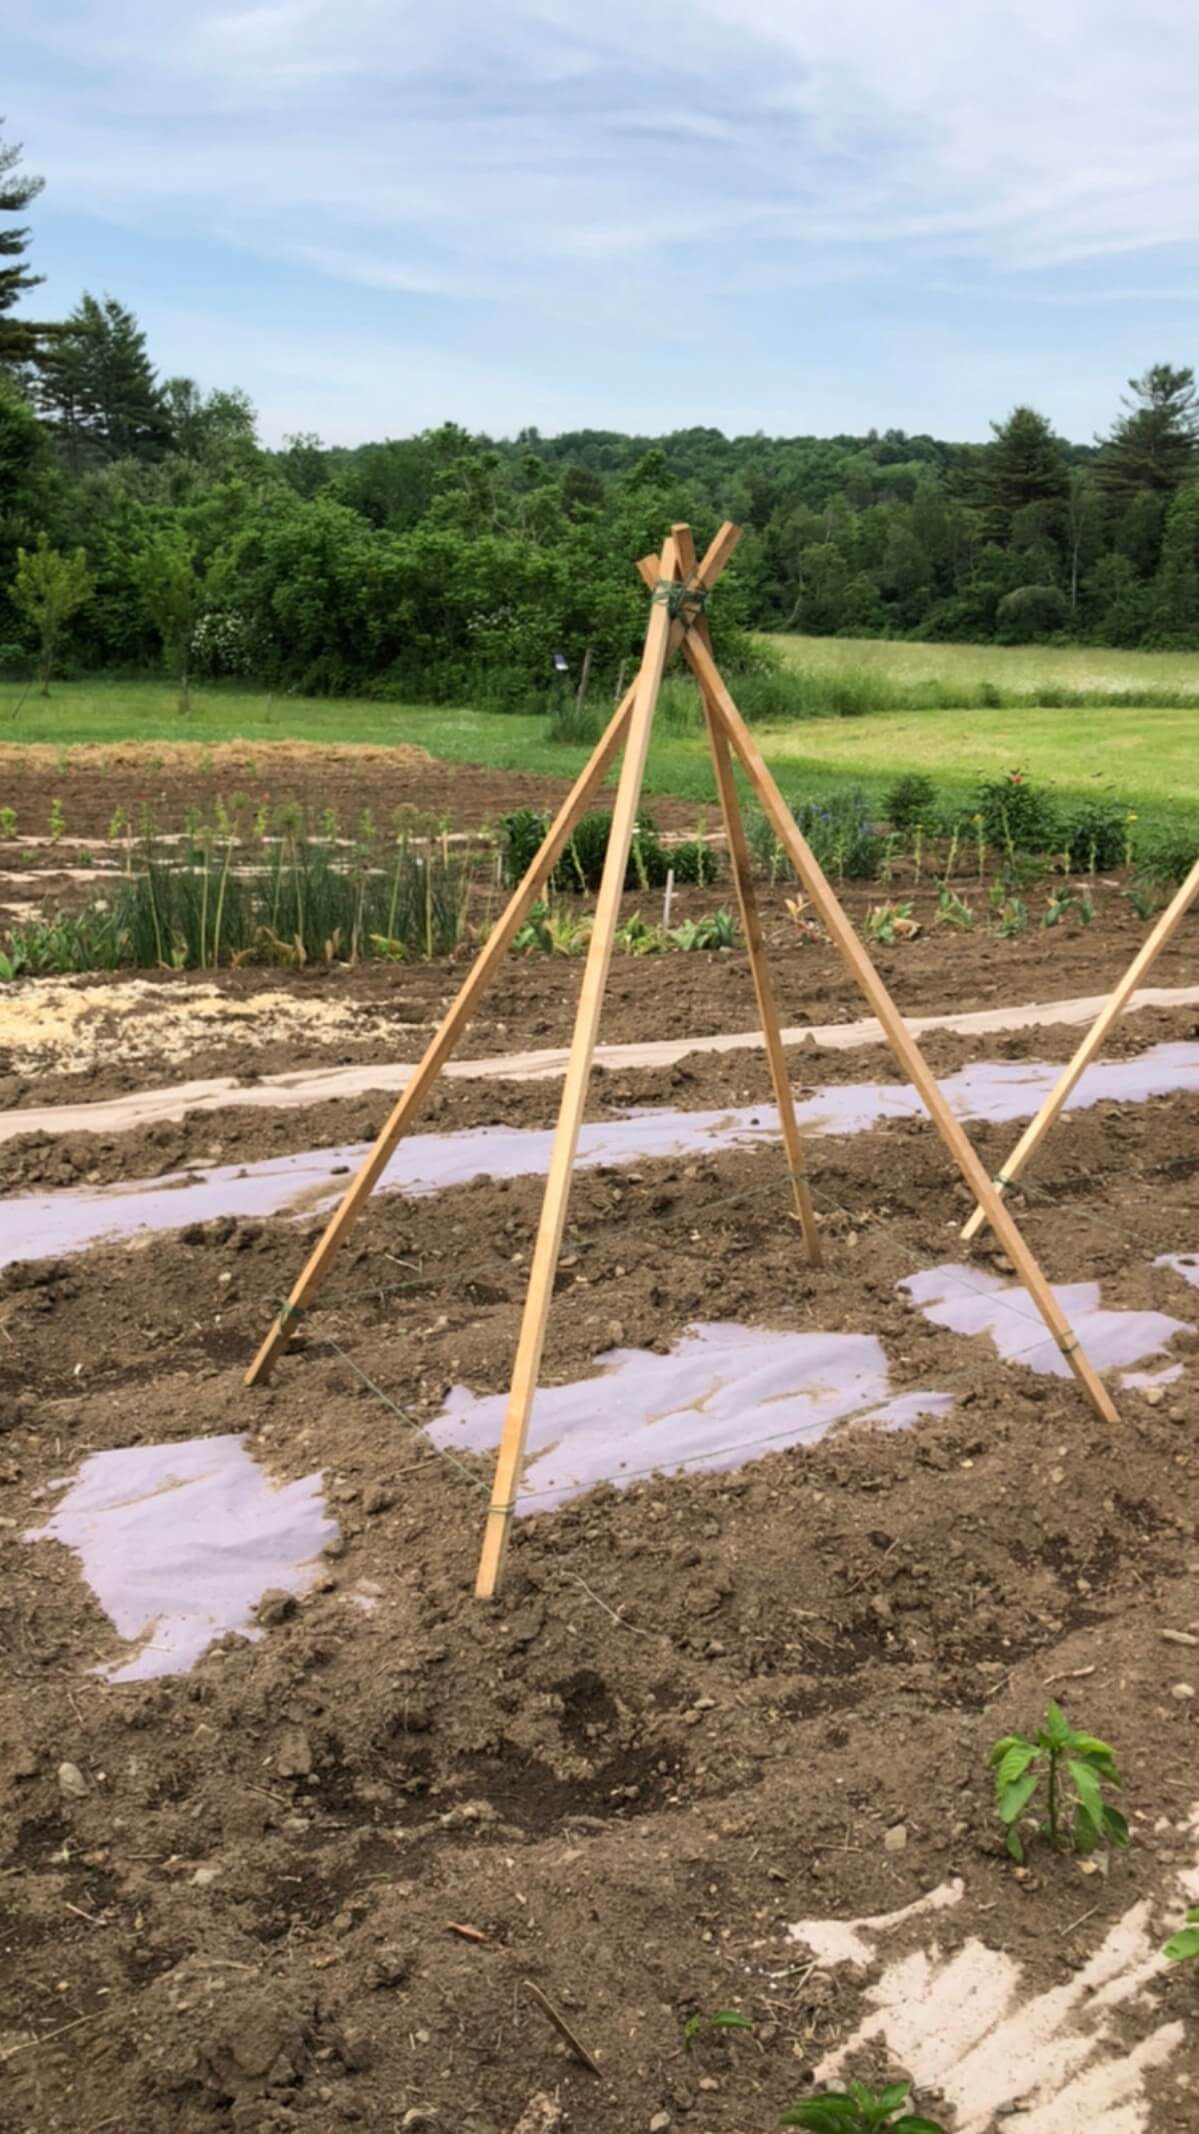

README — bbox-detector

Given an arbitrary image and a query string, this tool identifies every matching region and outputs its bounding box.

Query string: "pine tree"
[37,293,169,464]
[981,406,1069,520]
[0,121,58,367]
[1099,364,1199,497]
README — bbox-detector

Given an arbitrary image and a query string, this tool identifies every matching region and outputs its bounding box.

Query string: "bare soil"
[3,745,1199,2134]
[0,743,705,844]
[3,1004,1199,2131]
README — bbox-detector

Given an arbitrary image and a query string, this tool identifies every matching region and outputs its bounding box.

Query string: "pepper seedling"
[991,1701,1129,1862]
[783,2076,945,2131]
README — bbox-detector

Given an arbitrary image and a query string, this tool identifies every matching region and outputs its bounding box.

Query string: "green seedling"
[1042,885,1079,928]
[512,900,592,956]
[0,806,15,838]
[319,806,339,842]
[865,900,917,946]
[1124,885,1158,921]
[995,896,1028,939]
[783,2076,945,2131]
[668,908,737,951]
[684,2009,753,2048]
[48,796,65,841]
[935,887,976,929]
[1164,1908,1199,1962]
[991,1702,1129,1863]
[616,911,663,954]
[107,805,127,840]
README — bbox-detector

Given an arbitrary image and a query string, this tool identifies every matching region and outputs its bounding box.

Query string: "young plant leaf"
[1102,1804,1130,1849]
[874,2084,912,2113]
[1073,1804,1101,1856]
[1164,1926,1199,1962]
[1068,1757,1106,1834]
[995,1743,1037,1789]
[998,1771,1039,1824]
[894,2121,949,2133]
[1043,1701,1071,1748]
[1071,1734,1119,1780]
[990,1733,1028,1768]
[782,2102,859,2130]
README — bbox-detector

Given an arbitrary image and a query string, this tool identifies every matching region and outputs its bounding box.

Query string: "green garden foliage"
[9,117,1199,690]
[975,770,1061,855]
[884,773,936,835]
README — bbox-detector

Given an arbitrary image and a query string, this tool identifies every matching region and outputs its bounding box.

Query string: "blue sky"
[10,1,1199,446]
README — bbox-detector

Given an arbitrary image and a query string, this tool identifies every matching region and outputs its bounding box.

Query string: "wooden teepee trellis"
[245,522,1119,1598]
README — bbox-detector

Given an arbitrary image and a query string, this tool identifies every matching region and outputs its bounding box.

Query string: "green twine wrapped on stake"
[652,576,708,620]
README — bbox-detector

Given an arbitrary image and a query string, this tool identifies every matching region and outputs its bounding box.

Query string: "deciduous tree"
[12,532,94,692]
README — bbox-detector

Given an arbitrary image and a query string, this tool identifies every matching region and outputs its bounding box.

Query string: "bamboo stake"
[962,853,1199,1240]
[474,536,681,1598]
[681,632,1119,1427]
[639,533,821,1264]
[244,526,741,1385]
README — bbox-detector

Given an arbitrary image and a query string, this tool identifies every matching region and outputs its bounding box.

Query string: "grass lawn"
[755,702,1199,815]
[776,632,1199,696]
[2,673,1196,835]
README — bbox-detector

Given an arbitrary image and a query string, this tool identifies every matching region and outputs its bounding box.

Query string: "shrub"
[885,773,936,836]
[994,584,1071,642]
[976,771,1060,855]
[553,809,669,893]
[669,838,720,885]
[0,641,29,676]
[501,807,548,886]
[1060,796,1129,872]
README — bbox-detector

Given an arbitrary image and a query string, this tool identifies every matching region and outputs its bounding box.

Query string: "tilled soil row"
[2,942,1198,2134]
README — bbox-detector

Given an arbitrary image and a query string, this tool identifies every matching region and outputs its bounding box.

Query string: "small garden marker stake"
[962,850,1199,1240]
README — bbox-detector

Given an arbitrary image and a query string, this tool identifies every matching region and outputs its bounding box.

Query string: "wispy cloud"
[9,2,1199,440]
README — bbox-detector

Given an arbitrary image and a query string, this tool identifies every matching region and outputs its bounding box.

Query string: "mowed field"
[757,698,1199,811]
[775,630,1199,695]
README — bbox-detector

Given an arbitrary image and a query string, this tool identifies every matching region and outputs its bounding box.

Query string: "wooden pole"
[680,632,1119,1427]
[244,525,741,1386]
[638,534,821,1265]
[961,853,1199,1241]
[474,536,681,1598]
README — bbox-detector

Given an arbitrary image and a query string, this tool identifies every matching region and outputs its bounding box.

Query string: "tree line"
[5,118,1199,708]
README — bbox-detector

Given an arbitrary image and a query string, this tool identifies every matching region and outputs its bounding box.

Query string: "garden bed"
[2,740,1199,2134]
[2,963,1199,2132]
